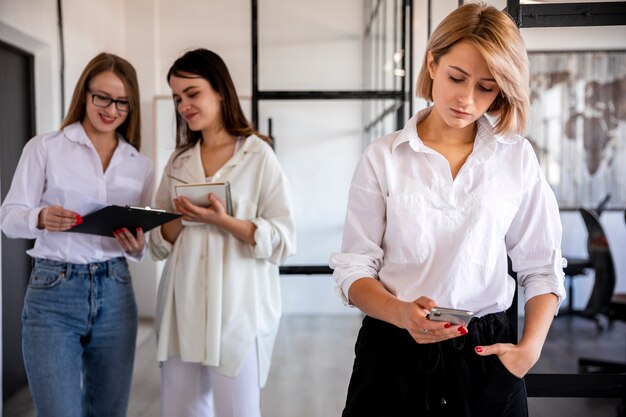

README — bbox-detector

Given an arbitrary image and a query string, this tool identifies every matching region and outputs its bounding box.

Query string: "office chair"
[559,195,610,317]
[577,207,616,329]
[577,208,626,374]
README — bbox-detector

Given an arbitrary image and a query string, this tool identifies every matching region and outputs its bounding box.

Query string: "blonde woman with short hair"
[331,4,565,416]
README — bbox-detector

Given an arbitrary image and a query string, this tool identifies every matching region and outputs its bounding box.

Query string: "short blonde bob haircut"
[61,52,142,150]
[416,2,529,135]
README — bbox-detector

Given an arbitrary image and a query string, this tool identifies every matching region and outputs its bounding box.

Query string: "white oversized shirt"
[330,107,566,317]
[0,122,154,263]
[149,135,296,387]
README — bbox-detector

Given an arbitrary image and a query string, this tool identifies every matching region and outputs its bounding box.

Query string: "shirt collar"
[391,107,431,153]
[172,134,267,183]
[391,107,521,154]
[62,121,139,158]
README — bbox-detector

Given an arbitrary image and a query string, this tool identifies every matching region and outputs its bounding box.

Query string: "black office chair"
[577,207,616,329]
[559,195,610,317]
[578,208,626,374]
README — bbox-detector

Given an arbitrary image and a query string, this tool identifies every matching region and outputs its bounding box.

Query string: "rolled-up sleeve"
[250,153,296,265]
[329,153,386,305]
[506,145,566,312]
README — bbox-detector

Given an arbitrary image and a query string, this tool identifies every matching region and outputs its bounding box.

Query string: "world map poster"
[527,50,626,209]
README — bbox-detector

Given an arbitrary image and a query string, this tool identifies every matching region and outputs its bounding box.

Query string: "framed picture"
[527,50,626,209]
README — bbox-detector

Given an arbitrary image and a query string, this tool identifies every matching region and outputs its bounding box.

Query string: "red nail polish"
[458,326,467,335]
[444,323,452,328]
[475,346,483,353]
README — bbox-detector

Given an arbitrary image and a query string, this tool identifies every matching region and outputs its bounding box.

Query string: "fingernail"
[475,346,483,353]
[458,326,467,335]
[444,323,452,328]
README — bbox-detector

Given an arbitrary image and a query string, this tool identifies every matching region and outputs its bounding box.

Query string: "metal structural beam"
[506,1,626,28]
[257,90,404,101]
[525,374,626,398]
[251,0,412,132]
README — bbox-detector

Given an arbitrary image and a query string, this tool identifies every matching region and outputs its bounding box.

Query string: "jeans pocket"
[111,262,132,284]
[28,268,65,290]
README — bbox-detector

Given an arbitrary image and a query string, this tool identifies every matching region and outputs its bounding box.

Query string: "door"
[0,40,36,400]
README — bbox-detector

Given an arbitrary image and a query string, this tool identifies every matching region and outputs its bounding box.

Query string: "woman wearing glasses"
[0,52,153,417]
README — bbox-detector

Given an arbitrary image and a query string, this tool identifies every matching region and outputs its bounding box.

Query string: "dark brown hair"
[61,52,141,149]
[167,48,270,156]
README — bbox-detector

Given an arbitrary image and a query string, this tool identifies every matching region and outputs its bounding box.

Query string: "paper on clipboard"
[175,181,233,216]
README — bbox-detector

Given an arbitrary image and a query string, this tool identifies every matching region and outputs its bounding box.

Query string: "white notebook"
[175,182,233,224]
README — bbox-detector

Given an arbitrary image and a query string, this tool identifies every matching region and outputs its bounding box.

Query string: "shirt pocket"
[385,194,437,264]
[465,192,519,267]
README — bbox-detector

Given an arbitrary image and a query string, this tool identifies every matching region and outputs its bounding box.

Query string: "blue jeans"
[22,257,138,417]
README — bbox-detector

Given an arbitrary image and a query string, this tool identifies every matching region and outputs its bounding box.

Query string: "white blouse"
[330,107,566,317]
[149,135,296,387]
[0,122,154,264]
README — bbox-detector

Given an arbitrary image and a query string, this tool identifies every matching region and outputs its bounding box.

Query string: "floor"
[4,315,625,417]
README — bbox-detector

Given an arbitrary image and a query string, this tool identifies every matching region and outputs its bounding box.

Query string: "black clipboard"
[66,205,181,237]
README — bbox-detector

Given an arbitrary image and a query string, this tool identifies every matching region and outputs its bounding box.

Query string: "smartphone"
[427,307,474,326]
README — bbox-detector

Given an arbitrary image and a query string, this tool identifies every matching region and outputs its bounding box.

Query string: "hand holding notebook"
[174,182,233,226]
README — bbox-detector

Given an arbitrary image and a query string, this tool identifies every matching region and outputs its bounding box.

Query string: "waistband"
[32,257,127,276]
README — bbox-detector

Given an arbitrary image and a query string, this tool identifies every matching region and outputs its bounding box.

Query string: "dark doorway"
[0,40,36,400]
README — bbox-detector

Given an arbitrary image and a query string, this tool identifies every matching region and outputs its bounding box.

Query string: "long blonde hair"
[61,53,142,149]
[416,3,529,135]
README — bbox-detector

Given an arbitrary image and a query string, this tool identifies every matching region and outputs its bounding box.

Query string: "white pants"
[161,346,261,417]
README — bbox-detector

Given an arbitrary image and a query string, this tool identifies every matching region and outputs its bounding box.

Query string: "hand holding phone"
[427,307,473,326]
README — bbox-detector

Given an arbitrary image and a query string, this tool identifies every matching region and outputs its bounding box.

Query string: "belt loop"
[65,262,72,277]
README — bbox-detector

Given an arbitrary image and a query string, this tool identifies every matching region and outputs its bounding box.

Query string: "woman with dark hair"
[149,48,296,417]
[0,52,153,417]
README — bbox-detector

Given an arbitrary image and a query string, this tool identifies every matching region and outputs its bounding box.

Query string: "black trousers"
[342,312,528,417]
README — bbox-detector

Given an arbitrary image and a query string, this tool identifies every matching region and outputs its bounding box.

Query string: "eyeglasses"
[88,91,131,112]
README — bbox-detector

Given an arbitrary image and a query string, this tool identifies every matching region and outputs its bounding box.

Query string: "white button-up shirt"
[0,122,154,264]
[149,135,296,387]
[330,107,566,317]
